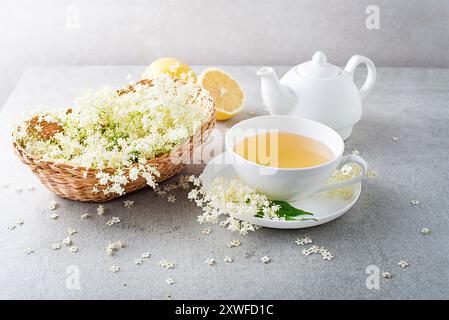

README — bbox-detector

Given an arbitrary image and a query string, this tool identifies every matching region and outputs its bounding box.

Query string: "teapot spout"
[257,67,297,115]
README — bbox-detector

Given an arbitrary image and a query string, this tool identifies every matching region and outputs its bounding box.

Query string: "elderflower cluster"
[13,74,209,196]
[188,176,281,235]
[326,163,362,199]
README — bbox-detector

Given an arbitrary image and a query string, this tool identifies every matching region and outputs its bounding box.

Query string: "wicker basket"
[13,79,215,202]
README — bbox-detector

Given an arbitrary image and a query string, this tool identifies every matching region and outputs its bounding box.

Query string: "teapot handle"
[344,55,376,99]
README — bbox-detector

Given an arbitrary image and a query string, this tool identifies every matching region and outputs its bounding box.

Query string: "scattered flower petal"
[49,213,59,220]
[123,200,134,208]
[295,236,312,246]
[48,200,58,210]
[110,266,120,274]
[62,237,72,246]
[227,239,241,248]
[106,240,126,255]
[205,258,216,266]
[106,216,120,226]
[158,260,175,269]
[398,260,409,268]
[97,205,107,216]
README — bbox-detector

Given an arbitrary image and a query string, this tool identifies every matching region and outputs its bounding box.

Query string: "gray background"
[1,0,449,108]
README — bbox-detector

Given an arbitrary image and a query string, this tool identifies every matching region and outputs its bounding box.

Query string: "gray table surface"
[1,66,448,300]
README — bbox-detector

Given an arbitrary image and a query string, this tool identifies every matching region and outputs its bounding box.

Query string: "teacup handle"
[315,155,368,194]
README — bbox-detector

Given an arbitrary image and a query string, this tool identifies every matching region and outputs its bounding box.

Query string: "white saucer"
[201,152,362,229]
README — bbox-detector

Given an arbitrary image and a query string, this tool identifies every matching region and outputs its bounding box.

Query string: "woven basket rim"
[13,80,215,176]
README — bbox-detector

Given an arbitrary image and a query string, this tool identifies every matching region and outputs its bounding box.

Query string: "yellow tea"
[234,132,334,168]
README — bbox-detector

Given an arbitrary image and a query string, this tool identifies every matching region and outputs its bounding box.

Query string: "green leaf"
[271,200,314,217]
[256,200,317,221]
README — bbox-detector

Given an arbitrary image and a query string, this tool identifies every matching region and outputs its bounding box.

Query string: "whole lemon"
[143,57,196,82]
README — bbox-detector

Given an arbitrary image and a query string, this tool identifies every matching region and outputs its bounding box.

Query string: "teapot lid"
[295,51,342,78]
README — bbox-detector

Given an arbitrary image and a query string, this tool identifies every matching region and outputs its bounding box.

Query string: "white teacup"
[225,115,368,201]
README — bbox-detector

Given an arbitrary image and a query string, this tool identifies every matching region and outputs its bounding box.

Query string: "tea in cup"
[225,116,368,200]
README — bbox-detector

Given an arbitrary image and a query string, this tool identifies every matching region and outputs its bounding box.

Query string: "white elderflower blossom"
[13,75,208,197]
[97,205,107,216]
[421,227,431,235]
[52,243,62,250]
[322,252,334,261]
[398,260,409,268]
[106,216,120,226]
[224,256,233,263]
[227,239,241,248]
[352,148,360,155]
[295,236,312,246]
[134,259,144,265]
[382,271,393,279]
[62,237,72,246]
[110,266,120,274]
[302,248,312,256]
[202,228,211,235]
[8,224,16,231]
[188,176,282,234]
[69,246,79,253]
[166,277,175,285]
[106,240,126,255]
[141,252,151,259]
[49,213,59,220]
[411,200,420,205]
[309,245,320,254]
[325,163,366,199]
[123,200,134,208]
[205,258,216,266]
[16,219,24,226]
[158,260,175,269]
[167,195,176,203]
[301,245,335,261]
[48,200,58,210]
[260,256,270,264]
[24,248,34,255]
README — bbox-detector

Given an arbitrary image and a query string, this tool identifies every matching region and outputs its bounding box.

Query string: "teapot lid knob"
[295,50,342,78]
[312,51,327,66]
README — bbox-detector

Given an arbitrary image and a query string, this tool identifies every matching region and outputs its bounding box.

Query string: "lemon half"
[197,68,244,121]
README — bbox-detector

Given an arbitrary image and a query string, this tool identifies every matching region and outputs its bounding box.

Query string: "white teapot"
[257,51,376,140]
